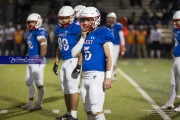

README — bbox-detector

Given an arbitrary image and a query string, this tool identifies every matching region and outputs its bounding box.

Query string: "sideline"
[117,68,171,120]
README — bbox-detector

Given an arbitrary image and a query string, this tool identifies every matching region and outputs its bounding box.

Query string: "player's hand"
[80,24,88,38]
[71,65,81,79]
[120,45,126,56]
[103,78,112,91]
[53,62,58,75]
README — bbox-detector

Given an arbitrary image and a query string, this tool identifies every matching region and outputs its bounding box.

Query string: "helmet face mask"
[26,13,42,30]
[58,6,74,28]
[27,21,37,30]
[173,19,180,29]
[107,17,116,25]
[106,12,117,25]
[58,16,71,27]
[173,11,180,29]
[79,7,101,32]
[79,17,96,32]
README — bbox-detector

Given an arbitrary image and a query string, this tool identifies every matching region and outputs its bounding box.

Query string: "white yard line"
[0,64,4,67]
[117,68,171,120]
[0,110,8,114]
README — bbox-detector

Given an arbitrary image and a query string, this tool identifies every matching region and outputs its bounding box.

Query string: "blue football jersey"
[27,28,48,56]
[82,27,114,72]
[54,22,81,60]
[173,28,180,57]
[105,22,123,45]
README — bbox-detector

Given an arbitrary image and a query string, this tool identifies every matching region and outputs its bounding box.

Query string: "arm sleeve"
[119,31,125,45]
[105,42,114,79]
[71,37,85,58]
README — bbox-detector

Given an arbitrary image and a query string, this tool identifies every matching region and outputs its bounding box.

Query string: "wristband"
[40,42,47,45]
[106,71,112,79]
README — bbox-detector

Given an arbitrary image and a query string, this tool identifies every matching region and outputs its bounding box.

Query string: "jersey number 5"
[84,46,92,61]
[174,38,178,46]
[58,38,69,51]
[27,41,33,49]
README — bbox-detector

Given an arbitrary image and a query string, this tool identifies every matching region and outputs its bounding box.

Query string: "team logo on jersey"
[40,31,45,35]
[84,40,93,44]
[93,75,97,79]
[59,33,66,37]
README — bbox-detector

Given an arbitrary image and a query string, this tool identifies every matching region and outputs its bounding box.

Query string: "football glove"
[71,64,81,79]
[53,62,58,75]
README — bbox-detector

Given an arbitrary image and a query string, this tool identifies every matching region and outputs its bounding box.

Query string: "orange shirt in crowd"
[125,30,136,44]
[14,30,24,44]
[136,30,147,44]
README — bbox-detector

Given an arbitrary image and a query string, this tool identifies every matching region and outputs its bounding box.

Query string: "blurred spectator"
[129,12,137,25]
[161,10,171,28]
[125,25,137,58]
[0,25,4,55]
[22,28,28,56]
[3,22,15,56]
[149,0,161,12]
[159,0,171,12]
[150,12,161,25]
[14,24,24,56]
[47,25,56,58]
[149,24,161,58]
[136,25,148,58]
[139,9,151,26]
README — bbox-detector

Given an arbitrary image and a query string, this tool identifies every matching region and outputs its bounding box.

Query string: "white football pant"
[60,57,80,94]
[80,71,105,114]
[113,45,120,66]
[169,57,180,104]
[25,59,46,86]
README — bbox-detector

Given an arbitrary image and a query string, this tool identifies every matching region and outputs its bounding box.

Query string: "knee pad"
[35,80,44,87]
[91,106,102,115]
[25,79,33,86]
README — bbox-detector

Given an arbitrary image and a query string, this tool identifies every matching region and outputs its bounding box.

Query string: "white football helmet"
[74,5,86,18]
[173,10,180,28]
[106,12,117,25]
[26,13,42,30]
[58,6,74,27]
[79,7,101,31]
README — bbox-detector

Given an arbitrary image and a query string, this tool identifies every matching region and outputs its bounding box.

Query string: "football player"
[21,13,48,111]
[71,7,114,120]
[74,5,86,23]
[71,5,86,80]
[161,10,180,111]
[52,6,81,120]
[105,12,125,81]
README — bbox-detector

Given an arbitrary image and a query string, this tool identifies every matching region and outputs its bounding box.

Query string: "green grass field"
[1,59,180,120]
